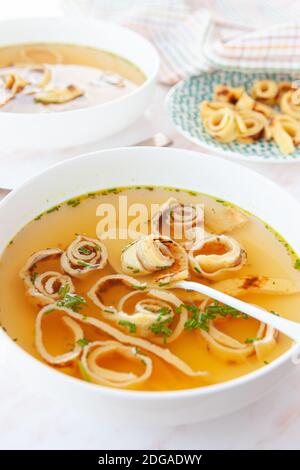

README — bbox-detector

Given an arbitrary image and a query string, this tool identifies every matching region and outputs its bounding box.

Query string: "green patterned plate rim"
[166,70,300,163]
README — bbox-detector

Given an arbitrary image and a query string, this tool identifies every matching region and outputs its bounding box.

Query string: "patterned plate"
[166,70,300,163]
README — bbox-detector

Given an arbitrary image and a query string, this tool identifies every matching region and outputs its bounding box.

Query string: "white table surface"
[1,82,300,450]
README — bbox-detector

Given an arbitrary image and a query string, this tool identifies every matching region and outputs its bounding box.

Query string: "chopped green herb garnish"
[127,265,140,273]
[121,241,135,253]
[104,308,115,314]
[149,316,173,343]
[58,283,70,298]
[184,304,199,314]
[270,310,280,317]
[44,308,55,315]
[294,258,300,269]
[46,205,60,214]
[78,260,92,267]
[205,303,243,318]
[157,306,172,316]
[148,307,173,343]
[183,301,247,333]
[78,246,92,255]
[57,293,87,312]
[30,272,38,283]
[133,347,148,356]
[194,267,201,274]
[107,188,119,194]
[133,284,147,291]
[76,338,90,347]
[118,320,137,333]
[184,310,209,332]
[76,359,91,382]
[245,337,262,344]
[67,198,80,208]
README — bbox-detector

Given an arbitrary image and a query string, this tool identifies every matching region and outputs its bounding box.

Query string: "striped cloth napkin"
[62,0,300,84]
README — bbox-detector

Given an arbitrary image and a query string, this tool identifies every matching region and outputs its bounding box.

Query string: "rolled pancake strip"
[236,109,268,144]
[213,276,300,297]
[268,114,300,155]
[35,304,208,377]
[200,100,234,118]
[81,341,153,388]
[61,235,108,277]
[88,274,187,344]
[20,248,74,305]
[121,234,189,285]
[200,318,277,363]
[152,197,204,249]
[236,92,275,118]
[117,288,187,343]
[35,84,84,105]
[189,233,247,280]
[88,274,147,314]
[251,80,279,106]
[23,65,52,92]
[204,203,248,235]
[280,90,300,121]
[213,84,244,104]
[36,313,84,364]
[0,72,29,106]
[201,107,237,143]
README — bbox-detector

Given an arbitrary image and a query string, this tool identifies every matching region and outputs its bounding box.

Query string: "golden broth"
[0,187,299,392]
[0,43,145,113]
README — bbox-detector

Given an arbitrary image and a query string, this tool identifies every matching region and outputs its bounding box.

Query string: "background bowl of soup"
[0,17,159,148]
[0,147,300,425]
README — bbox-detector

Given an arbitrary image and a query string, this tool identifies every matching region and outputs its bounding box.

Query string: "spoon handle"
[175,280,300,343]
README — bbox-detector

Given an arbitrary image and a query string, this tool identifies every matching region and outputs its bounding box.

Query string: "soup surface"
[0,43,145,112]
[0,187,300,392]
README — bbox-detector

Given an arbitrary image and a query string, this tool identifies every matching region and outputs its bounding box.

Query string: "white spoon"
[175,280,300,342]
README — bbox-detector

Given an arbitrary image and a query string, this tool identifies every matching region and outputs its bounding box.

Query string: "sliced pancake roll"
[61,235,108,277]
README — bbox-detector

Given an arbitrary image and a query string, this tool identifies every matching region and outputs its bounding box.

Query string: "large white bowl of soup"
[0,147,300,425]
[0,17,159,148]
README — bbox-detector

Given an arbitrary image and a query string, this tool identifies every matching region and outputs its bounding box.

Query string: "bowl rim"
[0,16,160,117]
[0,146,299,401]
[0,325,296,400]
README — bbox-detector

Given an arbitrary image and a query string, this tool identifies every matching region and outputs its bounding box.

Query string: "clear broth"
[0,43,146,112]
[0,187,299,391]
